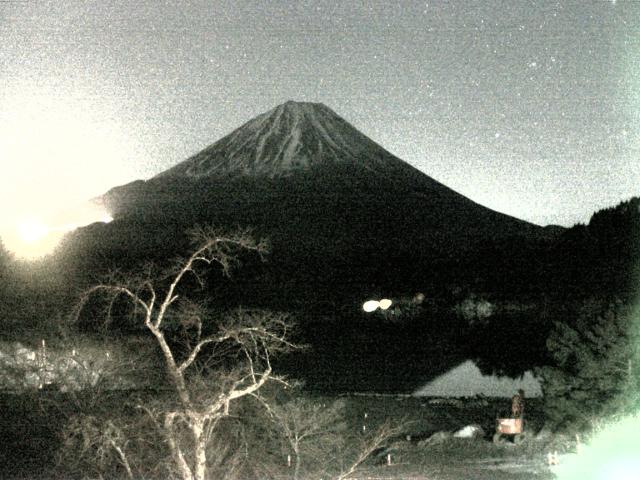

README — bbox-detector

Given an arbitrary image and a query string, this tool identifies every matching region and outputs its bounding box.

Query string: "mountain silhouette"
[68,101,545,308]
[56,101,561,391]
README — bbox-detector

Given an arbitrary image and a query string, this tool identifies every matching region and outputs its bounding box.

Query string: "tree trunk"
[193,419,208,480]
[110,440,134,479]
[148,324,191,405]
[165,413,194,480]
[293,442,301,480]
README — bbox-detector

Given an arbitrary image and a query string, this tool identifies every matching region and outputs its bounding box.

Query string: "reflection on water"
[281,308,551,395]
[413,359,542,398]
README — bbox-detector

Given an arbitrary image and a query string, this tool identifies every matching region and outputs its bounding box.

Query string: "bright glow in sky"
[1,88,140,200]
[17,218,49,245]
[8,220,65,260]
[2,203,113,259]
[0,87,137,256]
[1,0,638,239]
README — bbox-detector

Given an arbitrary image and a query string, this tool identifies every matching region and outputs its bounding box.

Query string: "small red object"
[496,418,523,434]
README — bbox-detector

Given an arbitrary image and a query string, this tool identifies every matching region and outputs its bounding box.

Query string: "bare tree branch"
[334,420,408,480]
[72,226,292,480]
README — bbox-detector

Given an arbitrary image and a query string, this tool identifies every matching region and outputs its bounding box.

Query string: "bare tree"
[270,397,348,480]
[75,226,296,480]
[60,414,136,479]
[269,394,409,480]
[333,420,405,480]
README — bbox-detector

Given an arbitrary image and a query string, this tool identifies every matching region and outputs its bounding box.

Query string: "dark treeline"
[462,197,639,301]
[50,184,640,314]
[0,197,638,388]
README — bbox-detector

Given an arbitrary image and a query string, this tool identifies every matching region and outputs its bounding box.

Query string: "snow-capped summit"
[156,101,400,179]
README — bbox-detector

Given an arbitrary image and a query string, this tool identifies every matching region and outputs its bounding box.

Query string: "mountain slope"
[156,101,413,179]
[57,101,560,392]
[74,101,545,308]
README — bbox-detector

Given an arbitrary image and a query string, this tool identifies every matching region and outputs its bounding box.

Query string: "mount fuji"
[156,100,402,178]
[69,101,545,309]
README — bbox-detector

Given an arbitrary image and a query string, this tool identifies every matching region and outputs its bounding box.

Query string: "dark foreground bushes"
[537,298,640,432]
[46,389,400,480]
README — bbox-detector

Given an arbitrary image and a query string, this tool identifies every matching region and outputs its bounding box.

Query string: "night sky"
[1,0,638,244]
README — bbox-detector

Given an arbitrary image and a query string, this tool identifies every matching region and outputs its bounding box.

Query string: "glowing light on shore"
[379,298,392,310]
[363,298,393,312]
[362,300,380,312]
